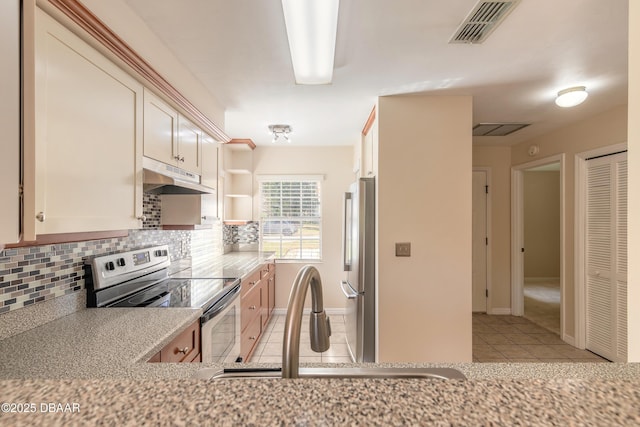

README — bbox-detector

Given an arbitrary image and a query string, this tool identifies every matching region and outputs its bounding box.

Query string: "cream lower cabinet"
[27,9,143,236]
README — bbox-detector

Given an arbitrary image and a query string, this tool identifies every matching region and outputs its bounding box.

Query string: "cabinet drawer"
[159,320,200,363]
[241,314,262,362]
[241,285,261,331]
[259,262,275,280]
[259,264,270,280]
[241,270,261,298]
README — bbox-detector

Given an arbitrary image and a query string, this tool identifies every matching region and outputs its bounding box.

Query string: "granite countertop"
[1,251,640,424]
[0,251,277,381]
[170,251,276,280]
[1,377,639,425]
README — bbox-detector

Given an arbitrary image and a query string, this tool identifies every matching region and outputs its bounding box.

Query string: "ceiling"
[123,0,629,147]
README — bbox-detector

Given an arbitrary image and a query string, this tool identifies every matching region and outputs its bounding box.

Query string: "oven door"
[200,286,241,364]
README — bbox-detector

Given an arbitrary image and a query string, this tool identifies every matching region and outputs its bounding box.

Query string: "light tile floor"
[249,312,609,363]
[473,313,608,363]
[250,314,353,363]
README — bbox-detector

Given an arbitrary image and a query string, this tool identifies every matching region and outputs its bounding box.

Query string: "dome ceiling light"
[555,86,588,108]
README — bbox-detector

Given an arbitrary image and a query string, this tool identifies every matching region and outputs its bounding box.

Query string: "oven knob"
[105,261,115,271]
[116,258,126,267]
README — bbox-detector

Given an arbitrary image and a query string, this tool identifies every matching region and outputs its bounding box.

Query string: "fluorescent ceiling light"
[555,86,588,108]
[281,0,339,85]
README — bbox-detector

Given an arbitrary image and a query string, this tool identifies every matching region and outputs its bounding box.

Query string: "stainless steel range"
[85,245,242,364]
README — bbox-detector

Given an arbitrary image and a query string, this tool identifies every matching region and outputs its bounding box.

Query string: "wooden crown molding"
[228,139,257,150]
[4,230,129,249]
[362,105,376,136]
[45,0,231,143]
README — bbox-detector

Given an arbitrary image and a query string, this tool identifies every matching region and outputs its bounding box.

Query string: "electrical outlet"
[395,242,411,257]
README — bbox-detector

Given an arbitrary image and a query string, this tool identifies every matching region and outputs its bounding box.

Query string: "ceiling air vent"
[450,0,521,44]
[473,123,530,137]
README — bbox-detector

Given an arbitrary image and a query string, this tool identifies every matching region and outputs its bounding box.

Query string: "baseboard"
[562,334,576,347]
[273,308,345,316]
[490,308,512,315]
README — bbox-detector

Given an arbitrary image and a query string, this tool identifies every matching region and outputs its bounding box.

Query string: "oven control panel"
[87,245,171,290]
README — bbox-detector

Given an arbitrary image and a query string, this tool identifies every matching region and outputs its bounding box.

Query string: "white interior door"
[585,152,627,362]
[472,171,488,312]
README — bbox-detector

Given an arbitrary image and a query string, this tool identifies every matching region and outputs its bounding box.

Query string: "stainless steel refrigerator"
[340,177,375,362]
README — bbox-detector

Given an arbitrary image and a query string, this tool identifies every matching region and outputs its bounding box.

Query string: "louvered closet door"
[585,152,627,362]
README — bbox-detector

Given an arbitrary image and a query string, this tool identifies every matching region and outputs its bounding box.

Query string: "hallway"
[523,278,561,335]
[472,313,607,362]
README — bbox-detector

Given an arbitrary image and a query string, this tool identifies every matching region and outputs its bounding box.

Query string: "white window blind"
[258,177,322,260]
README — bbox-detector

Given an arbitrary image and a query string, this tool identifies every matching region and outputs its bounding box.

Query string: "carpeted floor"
[523,278,560,335]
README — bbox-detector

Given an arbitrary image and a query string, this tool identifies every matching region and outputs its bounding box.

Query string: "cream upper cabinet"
[143,89,178,166]
[177,116,201,175]
[0,0,21,244]
[361,106,377,177]
[143,89,202,175]
[28,8,143,235]
[200,132,219,190]
[161,194,217,226]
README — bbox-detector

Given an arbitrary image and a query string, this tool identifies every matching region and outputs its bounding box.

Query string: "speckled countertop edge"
[1,377,639,426]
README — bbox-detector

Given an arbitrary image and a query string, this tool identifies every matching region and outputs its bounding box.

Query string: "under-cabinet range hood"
[143,157,215,195]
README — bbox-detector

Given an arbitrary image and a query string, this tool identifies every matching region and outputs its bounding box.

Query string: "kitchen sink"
[192,367,466,380]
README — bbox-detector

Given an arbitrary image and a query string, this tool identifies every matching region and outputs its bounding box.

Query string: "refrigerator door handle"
[340,280,358,299]
[342,192,352,271]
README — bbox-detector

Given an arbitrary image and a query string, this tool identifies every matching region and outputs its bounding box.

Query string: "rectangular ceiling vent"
[473,123,530,137]
[450,0,521,44]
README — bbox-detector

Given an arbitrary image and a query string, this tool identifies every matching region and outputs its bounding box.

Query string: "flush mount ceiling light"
[269,124,292,143]
[281,0,340,84]
[555,86,588,108]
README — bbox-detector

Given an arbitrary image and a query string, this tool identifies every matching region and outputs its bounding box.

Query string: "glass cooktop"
[107,277,240,311]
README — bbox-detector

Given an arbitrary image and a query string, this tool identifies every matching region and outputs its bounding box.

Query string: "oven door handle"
[201,284,241,323]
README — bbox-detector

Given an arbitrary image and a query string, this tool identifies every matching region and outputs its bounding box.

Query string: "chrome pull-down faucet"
[282,265,331,378]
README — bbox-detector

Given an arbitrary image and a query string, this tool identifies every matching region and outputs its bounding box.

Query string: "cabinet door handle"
[36,212,45,222]
[249,336,256,340]
[201,216,207,220]
[249,305,256,310]
[137,215,147,221]
[177,346,189,354]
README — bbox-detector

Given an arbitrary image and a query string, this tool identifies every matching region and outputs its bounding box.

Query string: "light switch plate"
[395,242,411,257]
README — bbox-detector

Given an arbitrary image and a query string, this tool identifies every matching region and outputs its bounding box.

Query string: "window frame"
[257,175,323,261]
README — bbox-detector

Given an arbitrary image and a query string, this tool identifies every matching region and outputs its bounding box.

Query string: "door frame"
[511,154,565,338]
[472,167,492,313]
[574,142,627,349]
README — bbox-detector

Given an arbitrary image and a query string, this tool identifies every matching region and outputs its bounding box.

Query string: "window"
[259,176,322,260]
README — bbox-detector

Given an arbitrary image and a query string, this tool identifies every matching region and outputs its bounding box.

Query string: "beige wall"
[252,146,355,310]
[68,0,225,127]
[512,105,628,339]
[377,95,472,362]
[628,0,640,362]
[472,146,511,312]
[523,171,561,278]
